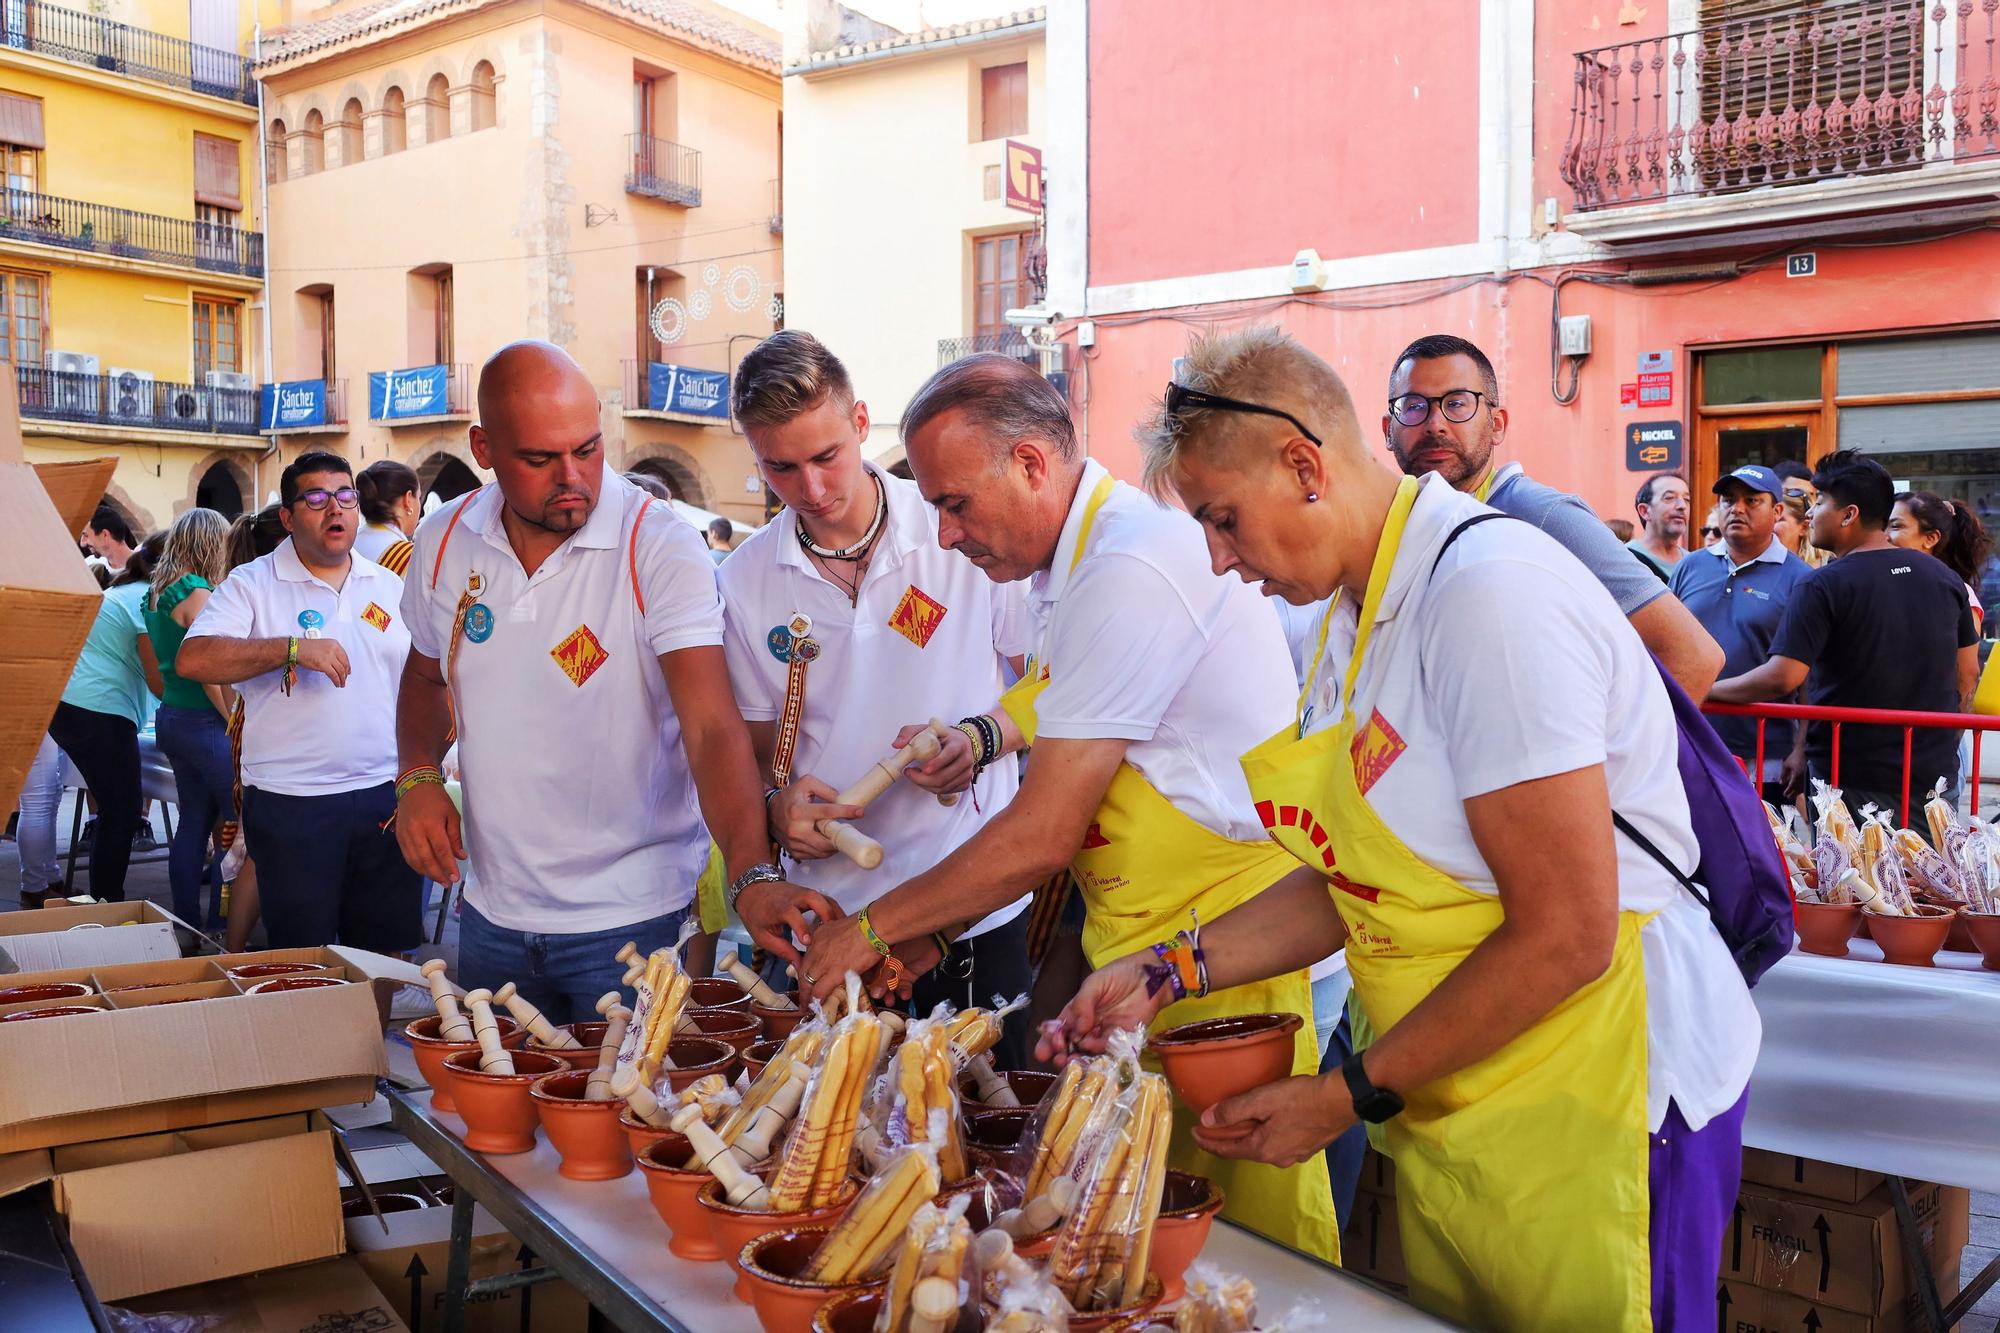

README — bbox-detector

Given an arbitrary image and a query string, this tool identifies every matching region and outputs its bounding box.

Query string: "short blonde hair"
[731,330,854,429]
[1137,325,1356,498]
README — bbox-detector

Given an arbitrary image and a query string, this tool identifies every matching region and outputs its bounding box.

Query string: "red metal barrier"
[1702,700,2000,825]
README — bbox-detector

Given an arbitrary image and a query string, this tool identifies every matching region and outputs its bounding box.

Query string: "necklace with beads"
[795,470,885,560]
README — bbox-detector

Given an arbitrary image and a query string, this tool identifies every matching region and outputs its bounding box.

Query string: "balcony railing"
[19,366,261,435]
[0,190,262,276]
[259,378,347,432]
[625,134,702,206]
[0,0,254,106]
[1560,0,2000,211]
[937,332,1042,368]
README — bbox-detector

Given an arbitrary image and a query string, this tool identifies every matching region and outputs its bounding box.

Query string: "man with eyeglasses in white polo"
[177,450,422,952]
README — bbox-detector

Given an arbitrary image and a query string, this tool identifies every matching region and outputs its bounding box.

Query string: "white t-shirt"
[719,470,1033,934]
[354,523,405,564]
[185,540,409,797]
[1028,460,1295,842]
[400,472,725,933]
[1301,474,1760,1132]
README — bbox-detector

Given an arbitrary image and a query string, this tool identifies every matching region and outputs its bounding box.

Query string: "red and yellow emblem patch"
[551,624,609,687]
[887,585,947,649]
[361,602,392,632]
[1350,708,1407,797]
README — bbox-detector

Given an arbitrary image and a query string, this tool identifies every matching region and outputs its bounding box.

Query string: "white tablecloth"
[1744,941,2000,1191]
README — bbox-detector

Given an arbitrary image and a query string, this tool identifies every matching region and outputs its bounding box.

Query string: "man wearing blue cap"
[1671,465,1810,799]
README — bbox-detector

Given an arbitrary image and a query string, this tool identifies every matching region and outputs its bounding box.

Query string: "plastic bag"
[873,1193,974,1333]
[1859,808,1913,915]
[1811,834,1852,904]
[611,919,700,1100]
[974,1227,1073,1332]
[1173,1266,1259,1332]
[803,1137,942,1281]
[1893,827,1965,908]
[866,1011,969,1182]
[1953,819,2000,914]
[765,974,887,1211]
[1046,1052,1174,1313]
[1811,779,1859,853]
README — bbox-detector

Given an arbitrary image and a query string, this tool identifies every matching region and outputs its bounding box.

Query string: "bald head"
[477,341,594,435]
[470,340,606,537]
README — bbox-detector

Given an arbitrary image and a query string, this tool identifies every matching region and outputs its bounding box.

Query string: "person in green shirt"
[146,508,235,929]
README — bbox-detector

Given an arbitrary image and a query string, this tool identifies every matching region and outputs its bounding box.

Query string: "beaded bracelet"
[1142,926,1208,1002]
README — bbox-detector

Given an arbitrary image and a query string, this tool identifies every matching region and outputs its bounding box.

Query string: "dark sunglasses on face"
[1701,526,1722,539]
[292,487,359,512]
[1164,382,1322,446]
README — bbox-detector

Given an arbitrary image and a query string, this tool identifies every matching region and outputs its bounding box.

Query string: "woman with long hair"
[146,508,235,928]
[1776,490,1831,569]
[353,460,420,563]
[1890,490,1991,632]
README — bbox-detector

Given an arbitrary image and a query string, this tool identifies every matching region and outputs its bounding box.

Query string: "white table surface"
[408,1089,1455,1330]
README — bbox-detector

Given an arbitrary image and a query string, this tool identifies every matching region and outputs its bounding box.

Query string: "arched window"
[196,461,245,518]
[425,74,451,142]
[381,87,406,154]
[470,61,496,131]
[338,98,364,165]
[301,109,324,174]
[266,118,286,182]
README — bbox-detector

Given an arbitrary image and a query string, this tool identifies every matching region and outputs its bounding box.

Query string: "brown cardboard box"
[1741,1148,1887,1206]
[0,947,392,1152]
[1339,1186,1407,1290]
[0,901,193,973]
[0,993,110,1018]
[0,1112,345,1300]
[121,1254,412,1332]
[31,457,118,546]
[0,410,102,809]
[1722,1179,1969,1316]
[1358,1146,1396,1196]
[1717,1270,1962,1333]
[345,1197,590,1333]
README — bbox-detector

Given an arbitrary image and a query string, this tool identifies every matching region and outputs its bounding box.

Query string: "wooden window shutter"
[194,133,242,209]
[0,93,46,150]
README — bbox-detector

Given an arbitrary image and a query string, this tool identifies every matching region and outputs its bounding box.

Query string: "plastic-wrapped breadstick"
[1812,835,1852,904]
[871,1015,969,1181]
[948,994,1028,1105]
[1047,1058,1173,1311]
[977,1230,1073,1332]
[1175,1268,1259,1333]
[1953,819,2000,914]
[767,975,886,1211]
[1812,779,1860,853]
[873,1193,972,1333]
[1894,826,1965,907]
[802,1138,941,1281]
[1926,778,1958,851]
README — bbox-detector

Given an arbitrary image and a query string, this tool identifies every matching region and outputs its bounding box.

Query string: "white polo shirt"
[719,470,1032,935]
[400,471,725,933]
[185,539,409,797]
[1029,460,1295,842]
[1301,474,1760,1132]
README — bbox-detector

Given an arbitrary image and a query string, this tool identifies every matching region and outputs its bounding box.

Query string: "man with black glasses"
[176,451,421,951]
[1383,334,1724,699]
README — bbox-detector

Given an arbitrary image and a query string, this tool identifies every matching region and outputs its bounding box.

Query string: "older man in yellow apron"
[1045,327,1758,1331]
[795,352,1337,1261]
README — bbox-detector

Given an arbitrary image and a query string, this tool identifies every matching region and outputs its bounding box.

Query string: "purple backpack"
[1435,515,1795,985]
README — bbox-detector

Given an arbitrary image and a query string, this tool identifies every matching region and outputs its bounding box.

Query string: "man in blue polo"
[1671,464,1810,799]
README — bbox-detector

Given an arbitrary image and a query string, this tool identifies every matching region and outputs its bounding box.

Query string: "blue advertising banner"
[369,365,450,421]
[646,362,730,419]
[260,379,327,430]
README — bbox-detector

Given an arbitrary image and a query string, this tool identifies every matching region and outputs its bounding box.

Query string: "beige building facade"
[258,0,782,521]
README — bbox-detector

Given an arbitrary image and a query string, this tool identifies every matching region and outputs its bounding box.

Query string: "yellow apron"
[1000,475,1337,1261]
[1239,476,1654,1331]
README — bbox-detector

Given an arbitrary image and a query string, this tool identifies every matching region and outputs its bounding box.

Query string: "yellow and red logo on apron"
[887,585,947,648]
[552,624,609,687]
[361,602,392,632]
[1349,708,1407,796]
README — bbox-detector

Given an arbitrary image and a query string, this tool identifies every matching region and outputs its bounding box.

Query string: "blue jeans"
[154,703,232,928]
[458,899,694,1025]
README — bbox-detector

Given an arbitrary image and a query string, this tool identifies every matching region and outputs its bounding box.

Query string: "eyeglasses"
[293,487,359,512]
[1782,486,1813,500]
[1164,382,1322,446]
[1388,390,1491,427]
[1700,526,1722,539]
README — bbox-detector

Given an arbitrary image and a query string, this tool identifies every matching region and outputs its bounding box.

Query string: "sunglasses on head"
[1163,383,1322,446]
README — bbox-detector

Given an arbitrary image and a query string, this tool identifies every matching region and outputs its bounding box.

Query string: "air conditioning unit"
[107,368,153,421]
[47,350,99,377]
[169,387,210,425]
[204,370,252,391]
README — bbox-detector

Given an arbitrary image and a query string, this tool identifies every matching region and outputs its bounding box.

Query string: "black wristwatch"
[1341,1051,1405,1123]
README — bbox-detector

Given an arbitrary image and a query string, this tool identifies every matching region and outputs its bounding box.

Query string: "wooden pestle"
[461,989,515,1074]
[588,995,630,1102]
[815,728,946,869]
[493,981,580,1049]
[729,1070,807,1165]
[611,1067,673,1126]
[718,945,795,1010]
[966,1052,1017,1106]
[670,1104,770,1207]
[909,1277,958,1333]
[421,959,473,1041]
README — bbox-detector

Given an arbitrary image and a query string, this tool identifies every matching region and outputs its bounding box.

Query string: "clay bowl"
[662,1037,738,1093]
[529,1021,609,1071]
[225,962,329,981]
[440,1049,566,1153]
[690,977,752,1013]
[686,1008,762,1055]
[340,1191,430,1219]
[530,1070,634,1181]
[700,1178,859,1303]
[1868,906,1957,967]
[738,1226,889,1333]
[636,1138,722,1260]
[751,994,807,1042]
[958,1069,1058,1111]
[0,982,91,1004]
[964,1107,1034,1173]
[743,1038,784,1085]
[1961,912,2000,971]
[246,975,348,994]
[1150,1012,1303,1135]
[0,1005,98,1022]
[405,1014,526,1114]
[620,1107,688,1162]
[1150,1169,1225,1302]
[809,1288,884,1333]
[1793,900,1862,958]
[1067,1275,1164,1332]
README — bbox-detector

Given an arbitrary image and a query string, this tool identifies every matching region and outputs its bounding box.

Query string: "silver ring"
[803,972,816,986]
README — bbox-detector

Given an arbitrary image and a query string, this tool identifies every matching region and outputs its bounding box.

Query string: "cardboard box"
[1359,1146,1396,1196]
[31,457,118,547]
[0,947,392,1152]
[0,993,110,1019]
[105,979,238,1008]
[0,1111,344,1300]
[1742,1148,1886,1206]
[1339,1186,1407,1289]
[0,901,193,974]
[1717,1269,1962,1333]
[121,1254,411,1333]
[345,1196,590,1333]
[1722,1180,1969,1316]
[0,378,103,812]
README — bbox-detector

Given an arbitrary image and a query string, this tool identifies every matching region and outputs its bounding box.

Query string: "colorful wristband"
[857,905,893,957]
[395,766,444,800]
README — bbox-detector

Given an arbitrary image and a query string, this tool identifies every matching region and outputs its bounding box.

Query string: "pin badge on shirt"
[788,612,812,638]
[766,625,794,663]
[463,603,495,644]
[297,608,324,640]
[794,636,822,663]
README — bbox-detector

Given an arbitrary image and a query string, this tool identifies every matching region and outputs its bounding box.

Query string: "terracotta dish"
[0,1005,99,1022]
[751,994,806,1042]
[226,962,328,980]
[1868,906,1957,967]
[0,982,92,1004]
[1959,911,2000,971]
[440,1049,565,1153]
[689,977,751,1012]
[700,1177,857,1303]
[405,1013,525,1114]
[635,1138,722,1259]
[737,1226,889,1333]
[1792,900,1861,958]
[1150,1012,1303,1132]
[958,1068,1057,1111]
[530,1069,634,1181]
[246,975,347,994]
[662,1037,737,1092]
[687,1008,762,1054]
[1149,1169,1225,1301]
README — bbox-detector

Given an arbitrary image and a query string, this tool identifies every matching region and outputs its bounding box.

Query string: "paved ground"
[4,793,1996,1328]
